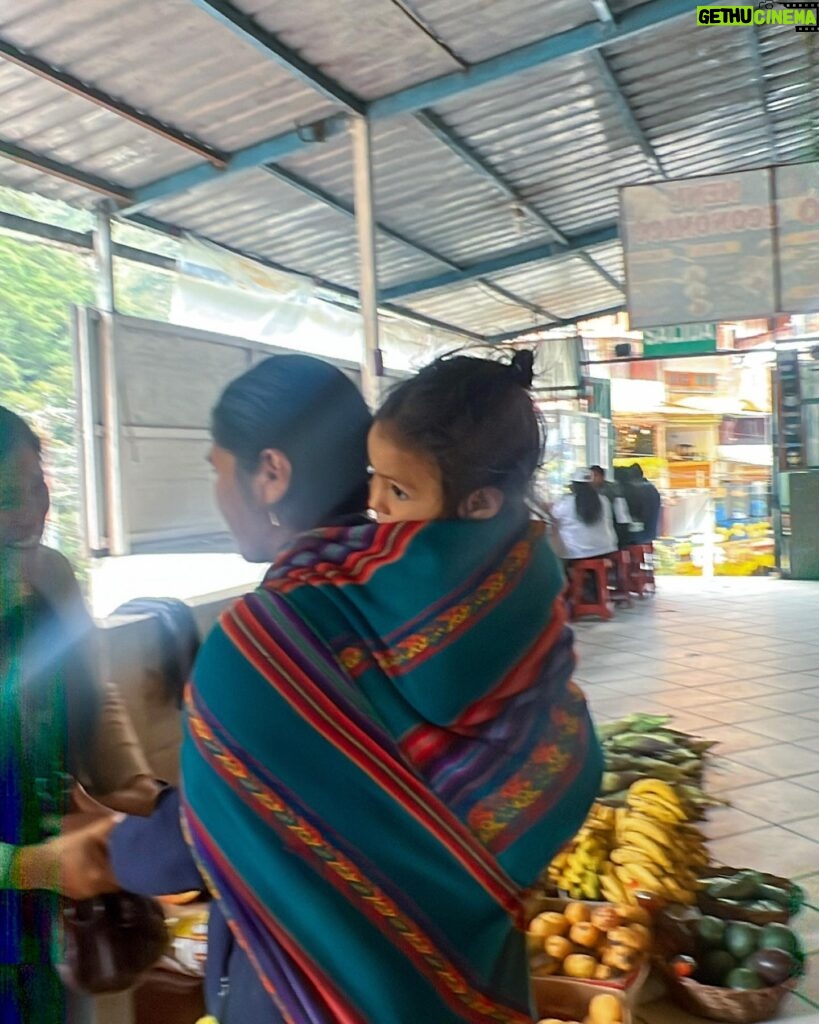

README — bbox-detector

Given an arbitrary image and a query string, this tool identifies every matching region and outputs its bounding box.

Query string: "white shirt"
[550,494,619,560]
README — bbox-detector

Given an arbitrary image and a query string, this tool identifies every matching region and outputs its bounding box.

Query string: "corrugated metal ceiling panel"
[394,0,593,65]
[0,0,335,156]
[0,153,98,205]
[0,60,193,190]
[431,55,658,238]
[146,168,445,291]
[280,116,555,267]
[235,0,458,100]
[402,281,544,335]
[489,242,625,322]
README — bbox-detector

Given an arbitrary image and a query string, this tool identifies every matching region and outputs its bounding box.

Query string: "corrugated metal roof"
[0,1,816,339]
[146,167,446,291]
[0,0,335,156]
[432,55,658,238]
[402,281,544,336]
[280,117,555,266]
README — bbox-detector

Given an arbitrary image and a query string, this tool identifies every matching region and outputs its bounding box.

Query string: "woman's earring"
[268,509,280,526]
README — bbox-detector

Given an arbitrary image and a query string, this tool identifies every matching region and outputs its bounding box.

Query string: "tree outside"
[0,186,174,578]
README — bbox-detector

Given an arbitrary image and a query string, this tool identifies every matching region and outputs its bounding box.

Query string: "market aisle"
[572,576,819,1022]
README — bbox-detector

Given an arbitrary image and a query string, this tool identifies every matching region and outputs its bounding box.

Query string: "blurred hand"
[52,816,121,900]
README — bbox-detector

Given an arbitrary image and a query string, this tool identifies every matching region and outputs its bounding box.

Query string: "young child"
[368,349,542,524]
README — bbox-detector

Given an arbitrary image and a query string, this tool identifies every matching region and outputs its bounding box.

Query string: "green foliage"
[0,188,175,574]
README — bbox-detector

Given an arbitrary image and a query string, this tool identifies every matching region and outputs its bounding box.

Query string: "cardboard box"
[532,978,632,1023]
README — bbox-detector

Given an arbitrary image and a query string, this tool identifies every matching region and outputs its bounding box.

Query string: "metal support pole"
[351,116,383,409]
[93,201,116,313]
[93,202,127,554]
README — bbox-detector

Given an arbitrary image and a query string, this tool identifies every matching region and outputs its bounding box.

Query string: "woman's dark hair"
[572,481,603,526]
[0,406,41,466]
[211,355,371,530]
[374,349,542,515]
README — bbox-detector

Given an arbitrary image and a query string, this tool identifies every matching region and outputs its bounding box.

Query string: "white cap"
[571,468,594,483]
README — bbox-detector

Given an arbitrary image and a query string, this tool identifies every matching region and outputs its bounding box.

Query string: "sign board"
[621,169,777,328]
[776,162,819,315]
[643,323,718,358]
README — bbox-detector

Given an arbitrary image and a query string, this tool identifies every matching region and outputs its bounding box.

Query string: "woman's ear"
[459,487,505,520]
[253,449,292,509]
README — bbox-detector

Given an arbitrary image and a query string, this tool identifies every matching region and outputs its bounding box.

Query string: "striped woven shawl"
[181,512,602,1023]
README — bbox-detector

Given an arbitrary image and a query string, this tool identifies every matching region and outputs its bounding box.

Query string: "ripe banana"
[614,862,664,893]
[600,873,630,905]
[622,815,676,851]
[627,794,687,824]
[621,830,674,871]
[629,778,680,804]
[661,877,697,905]
[609,846,656,868]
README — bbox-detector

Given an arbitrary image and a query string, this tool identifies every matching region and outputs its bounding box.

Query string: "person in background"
[629,462,662,543]
[61,352,601,1023]
[590,465,633,549]
[0,406,159,1023]
[549,468,618,561]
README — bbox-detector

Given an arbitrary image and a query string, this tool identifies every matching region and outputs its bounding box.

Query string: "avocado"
[695,915,727,949]
[724,922,762,960]
[756,883,792,908]
[759,923,799,955]
[708,870,762,902]
[696,950,737,986]
[726,967,764,990]
[744,948,797,986]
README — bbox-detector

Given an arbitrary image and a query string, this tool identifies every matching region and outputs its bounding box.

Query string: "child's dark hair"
[0,406,41,466]
[375,350,543,516]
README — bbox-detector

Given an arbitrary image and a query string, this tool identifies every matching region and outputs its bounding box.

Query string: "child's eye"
[391,485,409,501]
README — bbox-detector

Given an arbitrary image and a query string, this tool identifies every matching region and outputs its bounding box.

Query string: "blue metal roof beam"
[187,0,365,113]
[380,224,618,301]
[123,212,485,342]
[128,0,699,208]
[414,109,623,293]
[590,51,666,178]
[368,0,708,119]
[746,29,778,161]
[123,115,350,213]
[0,138,133,202]
[263,164,561,322]
[0,37,227,166]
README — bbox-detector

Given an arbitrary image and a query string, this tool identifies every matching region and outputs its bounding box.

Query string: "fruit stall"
[528,715,807,1024]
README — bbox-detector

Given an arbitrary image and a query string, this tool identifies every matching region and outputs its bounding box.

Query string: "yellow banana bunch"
[598,779,709,906]
[547,803,614,898]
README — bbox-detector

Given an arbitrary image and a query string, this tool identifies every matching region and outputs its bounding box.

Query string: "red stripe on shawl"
[184,724,531,1024]
[221,601,522,921]
[183,803,367,1024]
[271,522,420,594]
[401,594,568,768]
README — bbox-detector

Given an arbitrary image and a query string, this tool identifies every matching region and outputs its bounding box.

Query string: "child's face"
[367,421,445,523]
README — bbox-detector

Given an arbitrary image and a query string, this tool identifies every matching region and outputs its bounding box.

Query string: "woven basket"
[698,867,803,925]
[659,964,798,1023]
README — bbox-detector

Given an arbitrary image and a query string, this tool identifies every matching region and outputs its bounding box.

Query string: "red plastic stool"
[568,557,614,621]
[612,550,634,608]
[628,543,656,597]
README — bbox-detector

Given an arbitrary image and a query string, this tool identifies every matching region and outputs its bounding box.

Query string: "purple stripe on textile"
[187,812,334,1024]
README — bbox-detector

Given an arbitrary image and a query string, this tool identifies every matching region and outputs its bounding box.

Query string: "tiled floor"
[572,576,819,1023]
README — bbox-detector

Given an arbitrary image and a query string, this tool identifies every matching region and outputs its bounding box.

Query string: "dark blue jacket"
[109,788,277,1023]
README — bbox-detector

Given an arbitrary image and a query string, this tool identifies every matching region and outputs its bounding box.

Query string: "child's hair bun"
[509,349,535,388]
